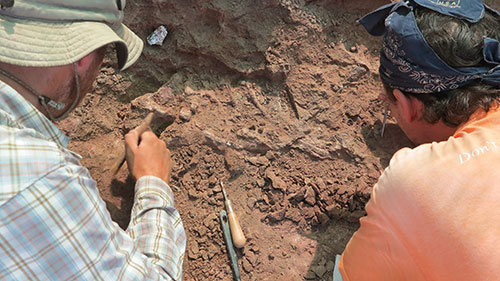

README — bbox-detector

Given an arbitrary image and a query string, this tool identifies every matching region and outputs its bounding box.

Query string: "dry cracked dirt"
[57,0,500,280]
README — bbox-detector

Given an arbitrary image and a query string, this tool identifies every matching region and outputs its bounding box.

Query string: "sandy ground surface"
[58,0,500,280]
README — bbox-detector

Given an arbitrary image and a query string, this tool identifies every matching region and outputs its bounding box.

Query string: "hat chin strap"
[47,63,80,121]
[0,63,80,122]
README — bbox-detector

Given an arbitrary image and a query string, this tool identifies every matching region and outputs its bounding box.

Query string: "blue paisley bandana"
[359,0,500,94]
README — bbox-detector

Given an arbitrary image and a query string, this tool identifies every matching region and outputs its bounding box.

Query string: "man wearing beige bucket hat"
[0,1,186,280]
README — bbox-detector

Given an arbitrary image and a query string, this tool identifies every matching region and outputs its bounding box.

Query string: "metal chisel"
[220,210,241,281]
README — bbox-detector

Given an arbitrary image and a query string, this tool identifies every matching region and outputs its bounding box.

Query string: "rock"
[147,25,168,46]
[289,187,306,202]
[179,107,192,121]
[203,214,216,228]
[304,270,316,280]
[212,181,222,193]
[247,156,270,167]
[317,212,330,225]
[326,260,335,272]
[184,85,197,95]
[265,150,277,160]
[207,174,218,187]
[348,65,367,82]
[304,185,316,206]
[207,244,218,259]
[350,45,358,53]
[311,263,327,277]
[245,249,259,266]
[101,67,115,75]
[325,204,337,213]
[242,257,253,273]
[197,233,208,242]
[346,210,367,222]
[268,253,275,260]
[96,76,107,85]
[105,77,115,86]
[155,86,176,105]
[250,243,260,254]
[188,188,200,200]
[207,197,218,206]
[113,80,132,92]
[285,208,301,223]
[336,183,349,195]
[224,150,244,174]
[263,193,274,205]
[247,197,257,209]
[190,102,198,113]
[292,138,331,159]
[256,177,266,188]
[265,169,287,192]
[266,209,286,223]
[188,241,200,260]
[195,227,207,237]
[327,205,343,219]
[316,177,327,190]
[130,92,176,127]
[302,207,315,219]
[331,84,343,93]
[317,189,330,203]
[257,202,270,212]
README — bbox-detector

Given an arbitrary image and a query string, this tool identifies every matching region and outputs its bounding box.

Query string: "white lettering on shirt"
[459,141,498,164]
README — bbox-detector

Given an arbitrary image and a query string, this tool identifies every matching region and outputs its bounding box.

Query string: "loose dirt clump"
[59,0,500,280]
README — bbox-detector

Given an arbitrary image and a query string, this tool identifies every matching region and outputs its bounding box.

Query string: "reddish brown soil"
[58,0,500,280]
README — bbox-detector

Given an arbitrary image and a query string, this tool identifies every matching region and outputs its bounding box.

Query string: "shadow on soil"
[106,177,136,230]
[301,219,359,280]
[300,120,414,280]
[361,122,414,168]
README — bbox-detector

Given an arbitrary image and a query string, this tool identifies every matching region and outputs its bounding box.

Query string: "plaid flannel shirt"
[0,80,186,280]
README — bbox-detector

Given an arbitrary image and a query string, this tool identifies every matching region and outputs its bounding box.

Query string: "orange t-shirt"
[339,107,500,281]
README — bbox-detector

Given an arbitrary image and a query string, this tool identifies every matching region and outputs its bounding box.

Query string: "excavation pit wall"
[59,0,499,280]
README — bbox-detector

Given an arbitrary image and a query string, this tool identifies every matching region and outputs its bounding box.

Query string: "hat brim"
[0,15,143,71]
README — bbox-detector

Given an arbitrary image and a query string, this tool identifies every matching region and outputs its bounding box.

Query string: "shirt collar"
[454,106,500,138]
[0,80,70,147]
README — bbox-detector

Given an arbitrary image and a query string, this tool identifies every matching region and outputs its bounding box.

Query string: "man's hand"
[125,129,171,183]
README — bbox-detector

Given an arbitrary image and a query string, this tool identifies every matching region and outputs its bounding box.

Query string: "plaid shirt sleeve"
[127,176,186,280]
[0,82,186,281]
[0,142,186,281]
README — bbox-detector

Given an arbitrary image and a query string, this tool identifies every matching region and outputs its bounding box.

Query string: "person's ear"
[76,51,97,73]
[393,89,424,122]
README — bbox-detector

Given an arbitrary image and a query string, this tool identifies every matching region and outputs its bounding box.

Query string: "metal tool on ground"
[381,106,389,138]
[221,182,246,248]
[110,112,154,176]
[219,210,241,281]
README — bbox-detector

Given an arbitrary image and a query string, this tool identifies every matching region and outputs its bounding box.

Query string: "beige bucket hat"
[0,0,143,70]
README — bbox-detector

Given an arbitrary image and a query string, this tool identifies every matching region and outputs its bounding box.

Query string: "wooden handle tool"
[110,112,154,176]
[219,210,241,281]
[221,182,246,248]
